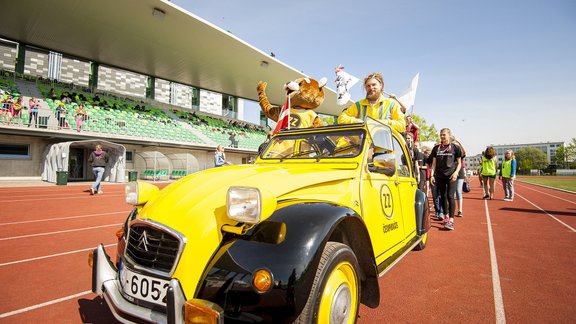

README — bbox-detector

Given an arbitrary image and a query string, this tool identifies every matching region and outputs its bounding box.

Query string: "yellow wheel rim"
[318,261,358,324]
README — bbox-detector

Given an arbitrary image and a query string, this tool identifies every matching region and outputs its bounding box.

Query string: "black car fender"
[195,202,380,323]
[414,189,430,235]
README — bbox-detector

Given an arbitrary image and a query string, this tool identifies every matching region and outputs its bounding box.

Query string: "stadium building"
[0,0,344,183]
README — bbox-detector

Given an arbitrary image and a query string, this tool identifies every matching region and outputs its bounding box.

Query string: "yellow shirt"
[338,96,406,133]
[289,108,321,128]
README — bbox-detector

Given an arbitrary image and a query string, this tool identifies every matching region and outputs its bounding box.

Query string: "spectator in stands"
[1,94,12,124]
[229,132,238,148]
[214,145,231,167]
[88,144,109,195]
[48,88,56,100]
[61,93,72,104]
[481,146,498,199]
[56,102,67,129]
[258,132,273,156]
[430,128,462,230]
[28,97,40,128]
[499,149,517,201]
[9,96,23,125]
[75,103,87,132]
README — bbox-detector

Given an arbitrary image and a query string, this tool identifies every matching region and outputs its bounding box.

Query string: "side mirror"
[370,153,396,176]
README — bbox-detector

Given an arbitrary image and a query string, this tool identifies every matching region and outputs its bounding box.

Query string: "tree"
[553,146,567,168]
[515,147,548,174]
[411,114,439,143]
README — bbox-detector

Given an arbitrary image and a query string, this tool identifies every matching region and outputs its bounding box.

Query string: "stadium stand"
[24,75,269,149]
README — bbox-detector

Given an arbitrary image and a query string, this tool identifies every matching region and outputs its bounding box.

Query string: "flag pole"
[287,94,291,130]
[383,91,408,114]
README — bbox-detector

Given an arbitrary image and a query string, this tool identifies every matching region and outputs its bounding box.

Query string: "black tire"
[294,242,360,324]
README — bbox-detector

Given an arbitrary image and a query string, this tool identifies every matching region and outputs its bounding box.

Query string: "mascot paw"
[257,81,267,94]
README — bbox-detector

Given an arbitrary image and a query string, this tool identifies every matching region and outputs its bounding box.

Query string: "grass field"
[517,176,576,192]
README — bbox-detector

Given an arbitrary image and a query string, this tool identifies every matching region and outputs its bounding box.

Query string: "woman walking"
[481,146,497,199]
[88,144,108,195]
[430,128,462,230]
[500,149,517,201]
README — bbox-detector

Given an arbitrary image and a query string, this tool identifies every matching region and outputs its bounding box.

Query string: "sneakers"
[456,211,463,217]
[97,190,104,194]
[443,218,454,230]
[503,197,513,201]
[436,212,445,221]
[483,195,489,199]
[90,188,95,195]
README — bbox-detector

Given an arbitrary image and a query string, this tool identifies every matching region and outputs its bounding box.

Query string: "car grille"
[125,224,181,273]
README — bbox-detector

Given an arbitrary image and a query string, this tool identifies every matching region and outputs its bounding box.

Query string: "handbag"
[463,180,471,193]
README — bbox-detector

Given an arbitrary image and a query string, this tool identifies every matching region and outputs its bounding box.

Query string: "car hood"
[137,163,358,297]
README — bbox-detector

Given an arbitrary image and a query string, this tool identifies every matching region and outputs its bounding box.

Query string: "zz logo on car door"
[380,184,394,220]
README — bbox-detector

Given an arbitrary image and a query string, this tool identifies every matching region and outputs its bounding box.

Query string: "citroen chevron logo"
[137,230,150,252]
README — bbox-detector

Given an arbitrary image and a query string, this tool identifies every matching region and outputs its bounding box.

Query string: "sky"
[171,0,576,155]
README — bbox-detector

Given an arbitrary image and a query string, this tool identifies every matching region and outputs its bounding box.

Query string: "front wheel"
[295,242,360,324]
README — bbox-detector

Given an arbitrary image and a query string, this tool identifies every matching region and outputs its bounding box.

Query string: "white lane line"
[0,243,117,267]
[0,194,123,203]
[517,193,576,232]
[0,290,92,319]
[0,223,121,241]
[0,211,130,226]
[516,183,576,205]
[485,200,506,324]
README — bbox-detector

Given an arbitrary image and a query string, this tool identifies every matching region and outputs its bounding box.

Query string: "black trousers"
[28,111,38,127]
[436,177,457,218]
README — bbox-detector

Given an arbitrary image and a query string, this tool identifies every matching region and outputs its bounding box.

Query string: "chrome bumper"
[91,244,187,324]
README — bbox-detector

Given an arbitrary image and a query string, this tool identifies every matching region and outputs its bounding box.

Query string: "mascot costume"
[257,77,327,133]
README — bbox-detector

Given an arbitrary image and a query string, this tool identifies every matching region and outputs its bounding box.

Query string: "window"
[392,137,411,177]
[191,87,200,109]
[126,151,133,162]
[0,144,30,159]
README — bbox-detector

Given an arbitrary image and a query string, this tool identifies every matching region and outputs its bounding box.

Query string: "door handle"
[394,180,400,185]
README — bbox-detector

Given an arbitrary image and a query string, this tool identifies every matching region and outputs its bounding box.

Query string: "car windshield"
[260,129,366,160]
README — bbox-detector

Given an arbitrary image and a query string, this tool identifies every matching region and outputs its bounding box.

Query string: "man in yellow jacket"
[338,72,406,133]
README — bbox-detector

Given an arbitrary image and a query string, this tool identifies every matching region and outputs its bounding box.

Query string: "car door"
[361,120,406,267]
[390,135,418,239]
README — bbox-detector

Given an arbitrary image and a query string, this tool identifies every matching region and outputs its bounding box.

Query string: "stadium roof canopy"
[1,0,346,116]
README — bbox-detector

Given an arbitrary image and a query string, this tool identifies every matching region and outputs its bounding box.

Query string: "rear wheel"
[295,242,360,324]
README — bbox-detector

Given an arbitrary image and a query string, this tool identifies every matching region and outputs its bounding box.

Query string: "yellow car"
[90,117,430,323]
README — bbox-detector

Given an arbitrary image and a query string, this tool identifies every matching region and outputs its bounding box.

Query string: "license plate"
[119,264,171,306]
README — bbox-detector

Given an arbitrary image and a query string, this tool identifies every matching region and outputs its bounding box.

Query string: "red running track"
[0,179,574,323]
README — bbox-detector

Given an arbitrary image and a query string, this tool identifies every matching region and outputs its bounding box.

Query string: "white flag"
[335,66,359,106]
[398,73,419,115]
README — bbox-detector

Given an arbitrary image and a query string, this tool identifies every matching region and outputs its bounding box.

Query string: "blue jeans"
[431,182,444,215]
[92,167,105,192]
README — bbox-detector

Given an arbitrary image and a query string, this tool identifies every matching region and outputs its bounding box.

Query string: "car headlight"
[125,181,159,206]
[227,187,262,224]
[125,181,139,205]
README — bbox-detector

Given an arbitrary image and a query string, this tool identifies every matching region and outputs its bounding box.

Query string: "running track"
[0,179,574,323]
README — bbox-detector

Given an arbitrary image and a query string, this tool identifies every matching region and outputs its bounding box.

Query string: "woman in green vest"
[499,149,517,201]
[481,146,497,199]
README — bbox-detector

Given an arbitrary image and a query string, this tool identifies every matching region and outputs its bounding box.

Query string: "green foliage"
[552,138,576,169]
[515,147,548,173]
[411,114,439,143]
